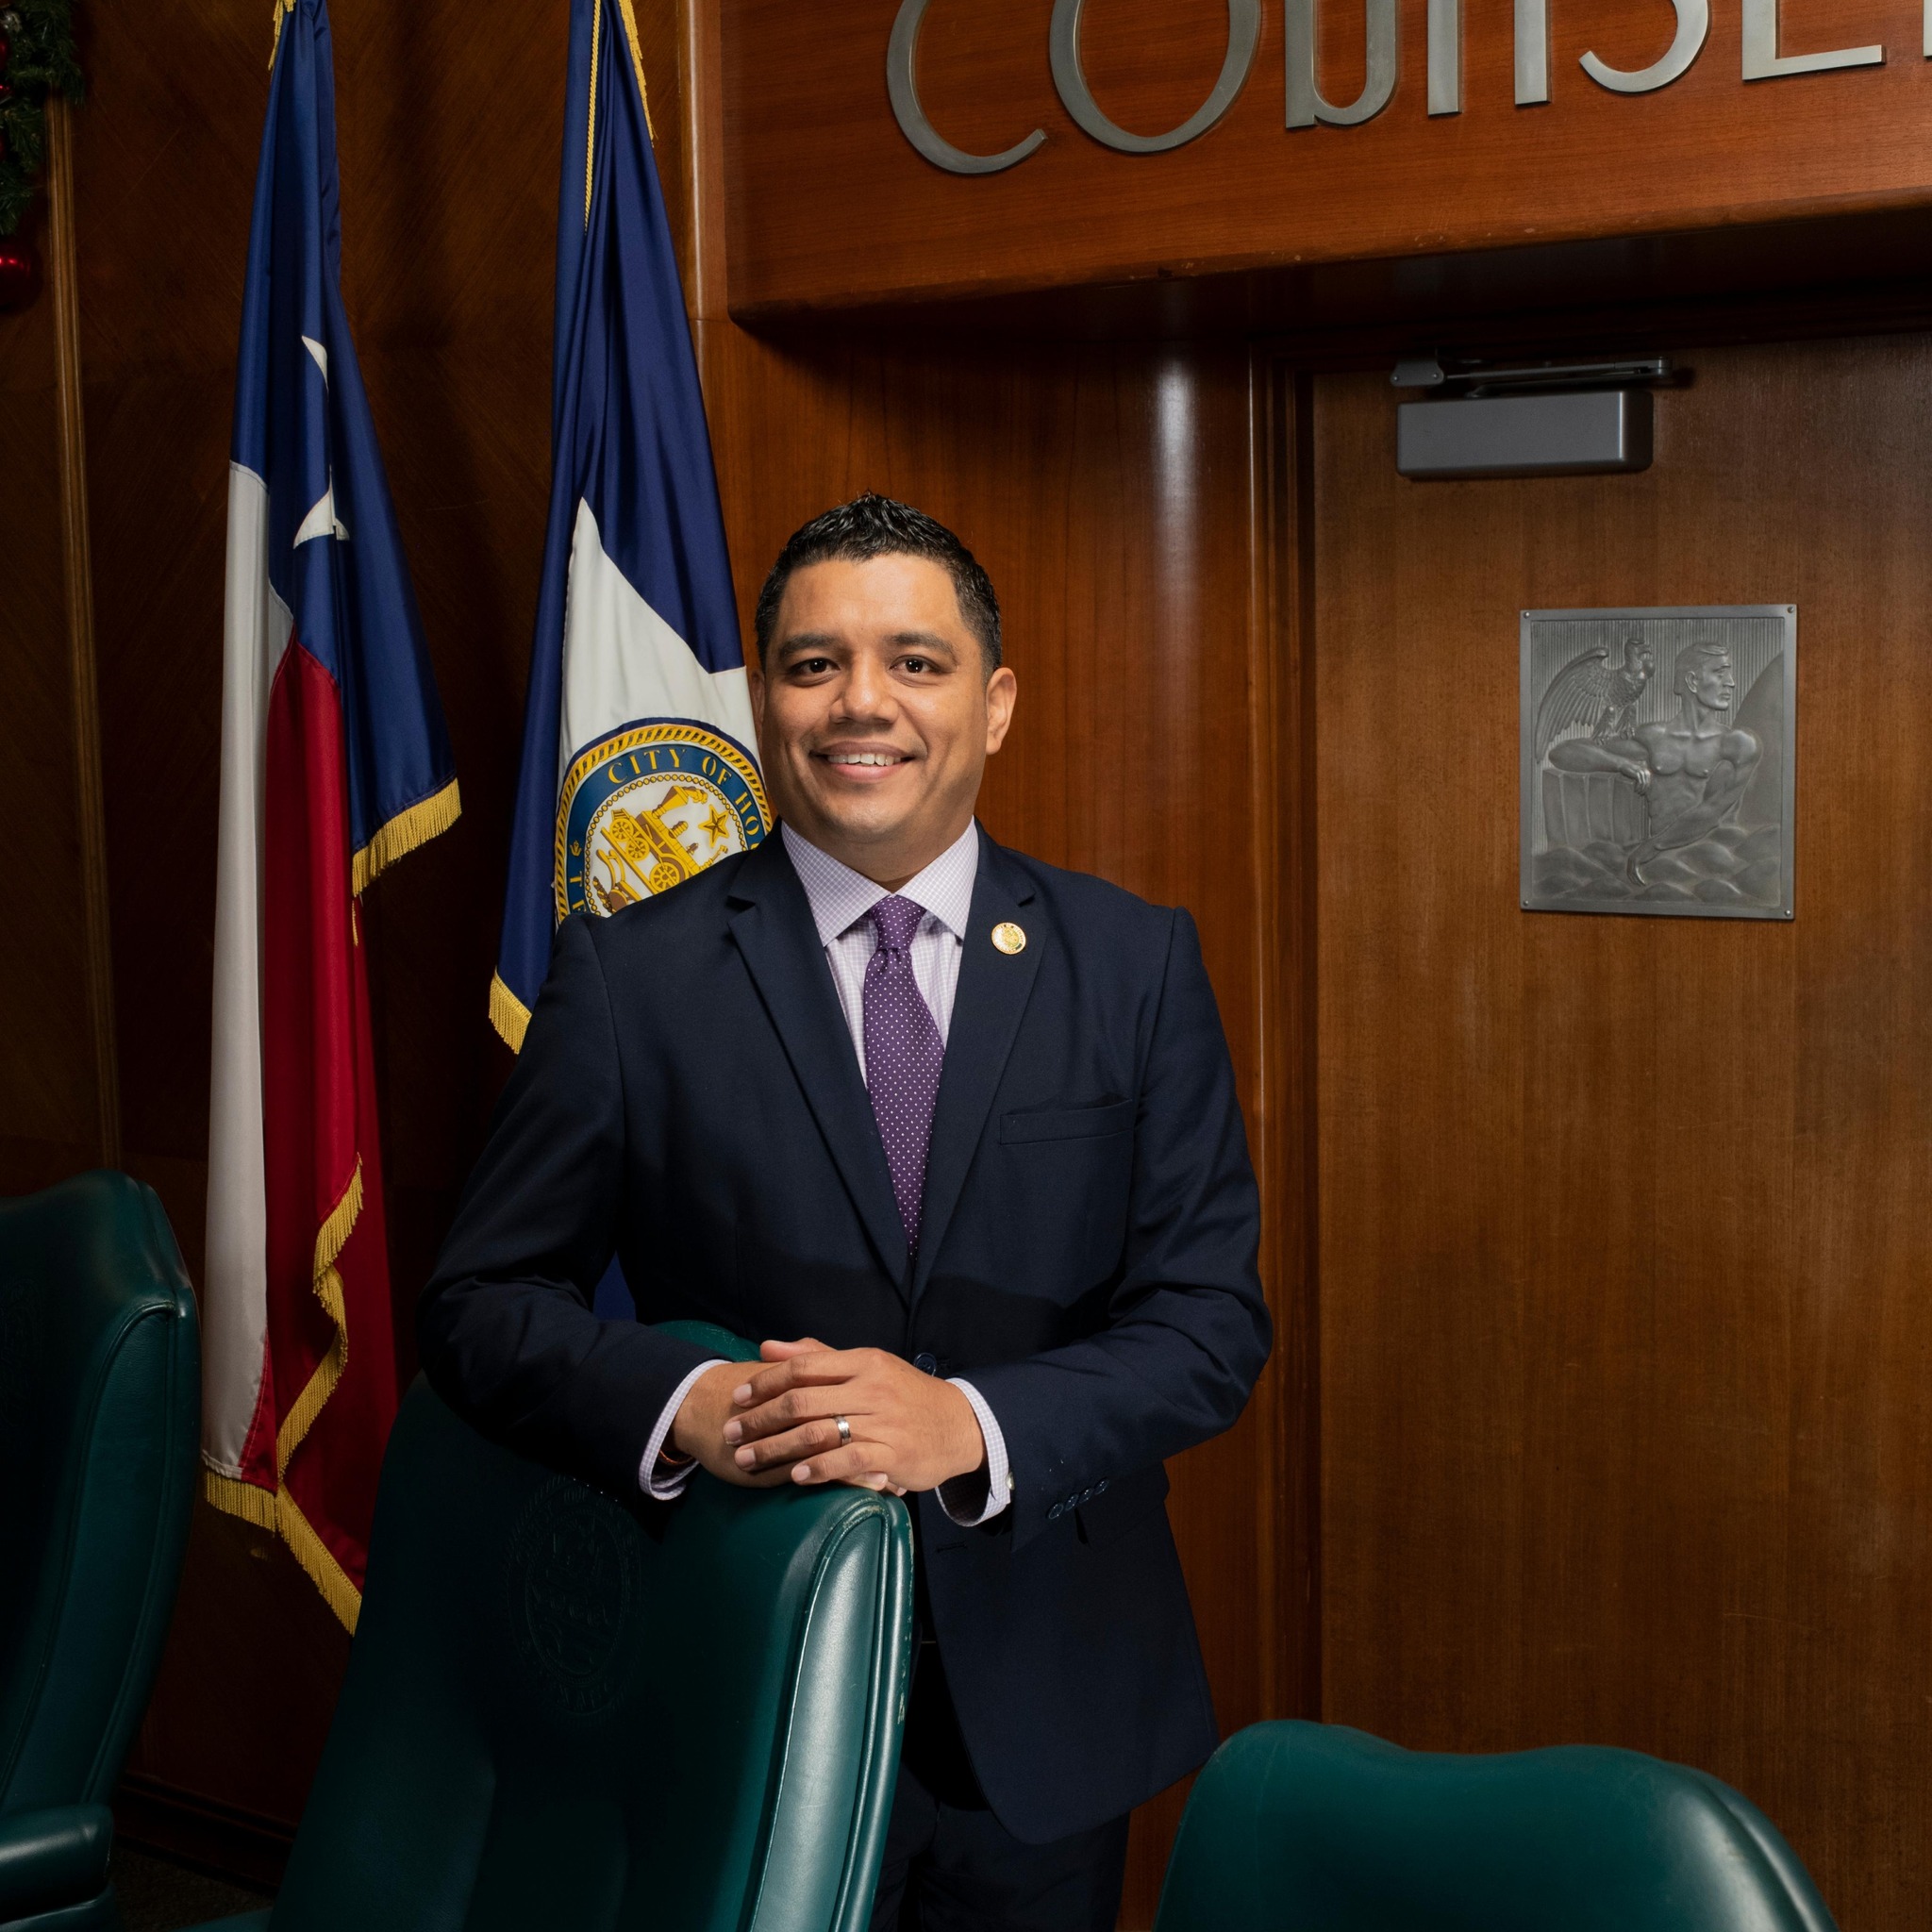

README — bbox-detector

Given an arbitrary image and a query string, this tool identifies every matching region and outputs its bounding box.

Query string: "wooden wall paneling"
[1309,335,1932,1931]
[1257,358,1322,1720]
[0,217,97,1197]
[46,98,119,1170]
[697,326,1291,1924]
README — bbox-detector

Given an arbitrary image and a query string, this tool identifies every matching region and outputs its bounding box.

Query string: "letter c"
[1050,0,1261,153]
[887,0,1047,175]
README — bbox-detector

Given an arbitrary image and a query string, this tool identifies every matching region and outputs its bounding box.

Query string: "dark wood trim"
[1253,355,1323,1720]
[45,97,120,1172]
[114,1772,295,1893]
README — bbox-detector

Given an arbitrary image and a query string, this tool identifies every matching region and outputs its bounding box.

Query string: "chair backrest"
[0,1170,201,1811]
[1153,1721,1838,1932]
[270,1355,912,1932]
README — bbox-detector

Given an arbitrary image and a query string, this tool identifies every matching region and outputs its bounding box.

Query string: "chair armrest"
[0,1805,113,1917]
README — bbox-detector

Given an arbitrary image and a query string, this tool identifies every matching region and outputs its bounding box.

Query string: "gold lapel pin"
[991,921,1027,955]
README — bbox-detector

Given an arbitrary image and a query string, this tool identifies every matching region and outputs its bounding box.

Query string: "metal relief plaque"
[1521,606,1795,919]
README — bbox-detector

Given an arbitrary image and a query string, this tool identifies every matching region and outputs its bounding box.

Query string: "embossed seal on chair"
[507,1477,641,1715]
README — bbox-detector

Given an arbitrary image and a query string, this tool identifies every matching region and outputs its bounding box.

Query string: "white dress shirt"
[637,821,1012,1524]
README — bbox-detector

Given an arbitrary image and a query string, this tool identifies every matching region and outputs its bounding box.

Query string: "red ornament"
[0,234,41,311]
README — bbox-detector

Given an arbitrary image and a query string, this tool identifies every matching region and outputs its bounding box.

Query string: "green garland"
[0,0,82,238]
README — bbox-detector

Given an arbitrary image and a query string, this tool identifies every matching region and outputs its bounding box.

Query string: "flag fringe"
[351,776,461,897]
[489,971,531,1053]
[276,1483,363,1632]
[208,1158,365,1631]
[613,0,654,139]
[274,1160,360,1476]
[201,1466,361,1634]
[315,1158,363,1281]
[275,1265,348,1474]
[202,1465,278,1530]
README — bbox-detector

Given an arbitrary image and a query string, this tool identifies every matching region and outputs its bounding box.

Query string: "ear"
[983,665,1018,756]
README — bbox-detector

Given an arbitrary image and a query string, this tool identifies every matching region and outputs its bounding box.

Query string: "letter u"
[1286,0,1399,125]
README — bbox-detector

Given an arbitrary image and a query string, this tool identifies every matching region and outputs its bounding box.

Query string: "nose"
[833,654,895,725]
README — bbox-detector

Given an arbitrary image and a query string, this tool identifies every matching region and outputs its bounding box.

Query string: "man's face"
[749,554,1018,884]
[1690,652,1735,709]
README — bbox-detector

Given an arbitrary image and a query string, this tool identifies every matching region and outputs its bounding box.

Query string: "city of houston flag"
[490,0,763,1060]
[204,0,458,1632]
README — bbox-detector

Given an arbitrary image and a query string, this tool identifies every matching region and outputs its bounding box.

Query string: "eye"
[900,656,932,675]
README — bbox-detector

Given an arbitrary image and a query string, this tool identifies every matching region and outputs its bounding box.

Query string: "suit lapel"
[911,835,1041,1301]
[724,838,909,1287]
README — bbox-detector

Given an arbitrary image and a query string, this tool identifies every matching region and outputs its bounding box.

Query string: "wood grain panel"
[722,0,1932,313]
[1311,334,1932,1930]
[703,327,1299,1924]
[47,100,119,1169]
[0,212,97,1191]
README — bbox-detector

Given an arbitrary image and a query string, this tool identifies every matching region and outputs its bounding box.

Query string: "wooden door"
[1308,336,1932,1932]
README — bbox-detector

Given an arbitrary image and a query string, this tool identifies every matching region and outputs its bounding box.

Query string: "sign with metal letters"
[888,0,1886,172]
[1521,606,1795,919]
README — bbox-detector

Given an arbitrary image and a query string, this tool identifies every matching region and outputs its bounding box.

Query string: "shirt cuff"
[639,1358,725,1500]
[938,1377,1012,1525]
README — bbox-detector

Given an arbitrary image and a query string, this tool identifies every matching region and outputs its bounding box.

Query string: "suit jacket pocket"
[1000,1098,1134,1145]
[1074,1462,1170,1547]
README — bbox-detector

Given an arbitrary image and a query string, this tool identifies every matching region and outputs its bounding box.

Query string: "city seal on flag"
[555,720,768,919]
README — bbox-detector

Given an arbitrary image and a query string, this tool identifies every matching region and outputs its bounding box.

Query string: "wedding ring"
[834,1415,853,1446]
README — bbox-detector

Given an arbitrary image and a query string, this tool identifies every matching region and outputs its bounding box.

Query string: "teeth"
[828,753,900,766]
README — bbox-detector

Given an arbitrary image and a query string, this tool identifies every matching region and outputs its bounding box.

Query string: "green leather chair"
[0,1171,201,1932]
[1154,1719,1837,1931]
[190,1324,912,1932]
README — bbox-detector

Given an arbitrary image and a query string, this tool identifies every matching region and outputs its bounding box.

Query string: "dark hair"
[753,493,1002,675]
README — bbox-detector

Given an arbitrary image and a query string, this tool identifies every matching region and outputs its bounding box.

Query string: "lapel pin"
[991,921,1027,955]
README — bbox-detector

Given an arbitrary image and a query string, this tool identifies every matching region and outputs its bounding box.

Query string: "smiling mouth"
[818,750,911,768]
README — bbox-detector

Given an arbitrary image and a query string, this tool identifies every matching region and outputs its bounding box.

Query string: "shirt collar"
[780,820,980,948]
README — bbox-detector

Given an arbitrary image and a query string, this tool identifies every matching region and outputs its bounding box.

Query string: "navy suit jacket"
[419,826,1270,1841]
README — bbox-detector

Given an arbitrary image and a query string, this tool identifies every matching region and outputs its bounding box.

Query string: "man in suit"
[420,494,1270,1930]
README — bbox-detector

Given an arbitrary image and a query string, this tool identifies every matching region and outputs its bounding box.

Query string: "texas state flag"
[202,0,458,1632]
[489,0,765,1067]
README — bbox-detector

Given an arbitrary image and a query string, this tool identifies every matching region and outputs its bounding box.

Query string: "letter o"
[887,0,1047,175]
[1049,0,1262,154]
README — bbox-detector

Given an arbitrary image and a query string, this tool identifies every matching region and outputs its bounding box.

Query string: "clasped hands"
[670,1339,987,1496]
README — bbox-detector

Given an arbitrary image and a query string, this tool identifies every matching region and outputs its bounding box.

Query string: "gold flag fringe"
[267,0,294,65]
[613,0,655,139]
[275,1158,360,1474]
[202,1468,361,1633]
[351,777,461,898]
[200,1157,367,1636]
[489,971,532,1054]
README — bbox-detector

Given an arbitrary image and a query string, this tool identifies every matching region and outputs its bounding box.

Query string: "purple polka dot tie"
[863,894,944,1255]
